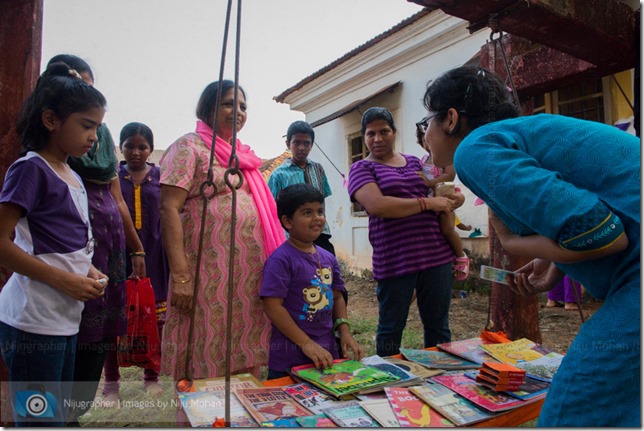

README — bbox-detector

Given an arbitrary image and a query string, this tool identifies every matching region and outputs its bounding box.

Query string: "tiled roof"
[260,150,291,180]
[273,8,432,103]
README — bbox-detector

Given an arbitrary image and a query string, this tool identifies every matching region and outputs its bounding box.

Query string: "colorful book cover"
[383,356,446,379]
[409,382,495,426]
[191,373,263,392]
[437,337,499,365]
[361,355,423,391]
[358,399,400,427]
[385,387,454,427]
[431,373,534,412]
[177,390,258,427]
[295,414,337,427]
[514,351,564,381]
[321,401,380,427]
[481,338,551,365]
[233,387,313,424]
[464,371,550,401]
[290,358,400,397]
[260,418,300,427]
[283,382,353,415]
[399,348,480,370]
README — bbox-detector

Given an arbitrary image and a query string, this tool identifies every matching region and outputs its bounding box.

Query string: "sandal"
[453,255,470,281]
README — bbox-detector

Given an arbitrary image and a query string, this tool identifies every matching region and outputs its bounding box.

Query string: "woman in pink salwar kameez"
[159,80,285,382]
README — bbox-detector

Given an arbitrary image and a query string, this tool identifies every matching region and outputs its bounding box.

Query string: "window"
[348,131,369,215]
[531,76,605,123]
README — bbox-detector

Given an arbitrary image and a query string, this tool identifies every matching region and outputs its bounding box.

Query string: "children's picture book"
[479,265,515,285]
[353,391,388,402]
[437,337,499,365]
[481,338,552,365]
[321,401,380,427]
[361,355,424,391]
[260,418,300,427]
[399,348,480,370]
[464,371,550,401]
[383,356,445,379]
[233,387,313,424]
[191,373,263,392]
[431,373,536,412]
[177,390,258,427]
[283,382,354,415]
[408,382,496,426]
[514,351,564,381]
[358,399,400,427]
[295,414,337,427]
[385,387,454,427]
[290,358,400,398]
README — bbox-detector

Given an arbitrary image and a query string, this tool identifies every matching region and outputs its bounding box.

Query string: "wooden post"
[479,36,542,342]
[0,0,43,425]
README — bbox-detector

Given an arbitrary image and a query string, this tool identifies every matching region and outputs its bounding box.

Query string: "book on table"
[437,337,500,365]
[289,358,400,398]
[385,386,454,427]
[259,418,300,427]
[514,351,564,382]
[399,348,480,370]
[431,373,542,412]
[321,401,380,427]
[233,387,313,424]
[358,398,400,427]
[295,414,337,427]
[383,356,446,379]
[360,355,424,392]
[408,382,497,426]
[476,362,526,391]
[190,372,263,392]
[481,338,553,365]
[464,371,550,402]
[177,390,258,427]
[283,382,354,415]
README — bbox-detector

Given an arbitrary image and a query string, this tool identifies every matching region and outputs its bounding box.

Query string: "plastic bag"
[117,277,160,371]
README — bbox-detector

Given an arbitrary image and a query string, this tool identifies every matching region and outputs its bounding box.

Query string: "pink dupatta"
[195,120,285,259]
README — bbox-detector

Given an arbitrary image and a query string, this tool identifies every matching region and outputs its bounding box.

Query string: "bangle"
[416,197,427,212]
[298,336,310,347]
[172,277,191,284]
[333,318,350,332]
[130,251,146,257]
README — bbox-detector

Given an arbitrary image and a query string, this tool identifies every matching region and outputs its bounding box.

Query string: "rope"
[313,141,347,184]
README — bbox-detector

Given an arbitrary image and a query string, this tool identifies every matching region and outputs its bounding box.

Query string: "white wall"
[285,11,491,272]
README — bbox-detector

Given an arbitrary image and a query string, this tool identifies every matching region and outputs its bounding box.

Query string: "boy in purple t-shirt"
[261,184,364,379]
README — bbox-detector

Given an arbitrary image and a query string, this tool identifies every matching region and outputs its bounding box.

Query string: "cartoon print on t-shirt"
[300,265,334,321]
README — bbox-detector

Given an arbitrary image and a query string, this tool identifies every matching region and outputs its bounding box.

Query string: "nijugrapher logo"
[15,390,57,418]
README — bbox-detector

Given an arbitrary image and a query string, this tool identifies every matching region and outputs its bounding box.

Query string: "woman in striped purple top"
[348,107,463,357]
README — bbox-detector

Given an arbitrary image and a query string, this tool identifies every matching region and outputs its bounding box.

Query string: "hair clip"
[68,69,82,80]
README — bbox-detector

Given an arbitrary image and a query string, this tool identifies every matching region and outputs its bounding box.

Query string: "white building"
[275,9,490,272]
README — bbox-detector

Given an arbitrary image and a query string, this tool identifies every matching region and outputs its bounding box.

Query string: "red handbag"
[117,277,161,372]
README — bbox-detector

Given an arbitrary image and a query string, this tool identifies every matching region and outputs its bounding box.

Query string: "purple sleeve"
[347,160,375,202]
[0,160,40,214]
[260,250,291,299]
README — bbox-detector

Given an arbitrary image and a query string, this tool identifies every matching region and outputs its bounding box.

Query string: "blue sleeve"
[455,129,624,251]
[320,167,332,198]
[267,171,282,200]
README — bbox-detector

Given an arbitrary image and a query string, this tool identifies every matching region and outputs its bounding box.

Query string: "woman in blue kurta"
[420,65,640,427]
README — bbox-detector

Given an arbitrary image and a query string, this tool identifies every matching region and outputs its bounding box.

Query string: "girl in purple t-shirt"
[261,184,364,379]
[0,63,109,425]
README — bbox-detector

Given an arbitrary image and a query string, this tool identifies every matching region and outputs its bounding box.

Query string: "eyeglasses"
[416,113,439,134]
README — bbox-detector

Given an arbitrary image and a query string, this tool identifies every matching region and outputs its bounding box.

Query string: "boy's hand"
[340,333,364,362]
[301,340,334,370]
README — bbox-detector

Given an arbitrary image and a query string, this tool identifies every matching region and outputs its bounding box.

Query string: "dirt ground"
[343,273,601,353]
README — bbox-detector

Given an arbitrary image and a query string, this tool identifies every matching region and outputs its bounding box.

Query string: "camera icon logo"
[15,390,57,418]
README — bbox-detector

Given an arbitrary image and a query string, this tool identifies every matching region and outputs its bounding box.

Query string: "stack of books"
[476,362,526,392]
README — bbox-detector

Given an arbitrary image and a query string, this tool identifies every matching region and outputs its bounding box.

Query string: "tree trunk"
[0,0,43,425]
